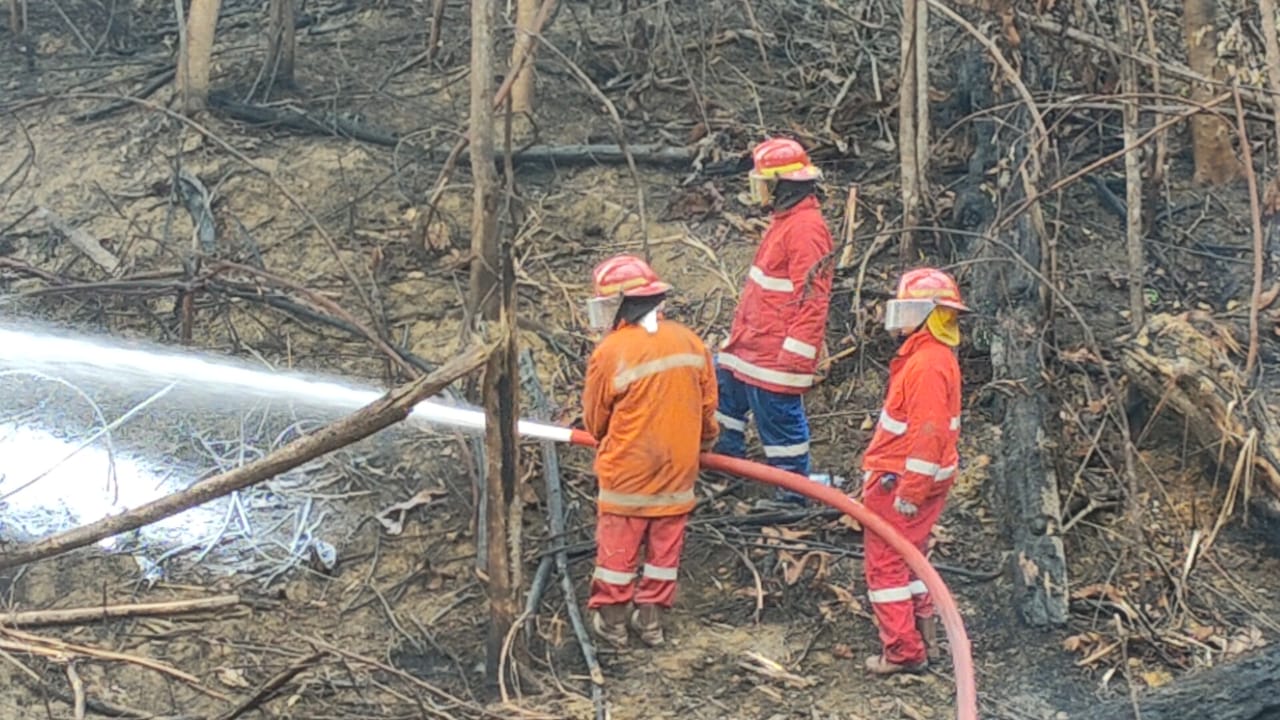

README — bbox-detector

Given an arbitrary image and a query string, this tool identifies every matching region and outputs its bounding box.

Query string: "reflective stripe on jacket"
[861,329,962,506]
[583,318,719,517]
[720,196,834,395]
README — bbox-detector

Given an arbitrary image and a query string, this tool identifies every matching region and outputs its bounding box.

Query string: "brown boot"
[629,604,665,647]
[865,654,928,675]
[591,604,629,649]
[916,615,941,662]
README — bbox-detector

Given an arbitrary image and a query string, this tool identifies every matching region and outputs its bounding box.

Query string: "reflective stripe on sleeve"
[716,411,746,432]
[781,337,818,359]
[950,415,961,431]
[598,488,697,508]
[878,409,908,435]
[748,265,794,293]
[908,580,928,596]
[867,586,914,603]
[904,457,942,476]
[905,458,958,482]
[717,352,813,389]
[593,567,636,585]
[763,442,810,458]
[612,353,707,391]
[642,564,679,581]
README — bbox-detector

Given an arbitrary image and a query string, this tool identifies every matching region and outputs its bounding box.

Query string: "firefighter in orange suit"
[860,268,969,674]
[581,255,719,649]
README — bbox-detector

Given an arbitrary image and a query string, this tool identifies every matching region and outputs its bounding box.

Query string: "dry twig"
[1,595,243,628]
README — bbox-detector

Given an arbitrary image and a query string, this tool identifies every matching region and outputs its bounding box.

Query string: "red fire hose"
[567,429,979,720]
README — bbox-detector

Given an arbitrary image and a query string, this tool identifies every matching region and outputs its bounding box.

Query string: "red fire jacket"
[719,196,834,395]
[861,329,962,507]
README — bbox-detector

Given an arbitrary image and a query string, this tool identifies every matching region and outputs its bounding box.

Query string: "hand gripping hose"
[567,429,979,720]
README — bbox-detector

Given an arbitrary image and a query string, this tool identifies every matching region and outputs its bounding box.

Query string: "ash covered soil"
[3,1,1280,719]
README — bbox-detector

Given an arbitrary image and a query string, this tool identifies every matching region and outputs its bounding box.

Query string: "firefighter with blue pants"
[715,138,835,504]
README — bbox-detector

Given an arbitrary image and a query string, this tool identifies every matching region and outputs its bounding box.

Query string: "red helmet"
[587,255,671,331]
[884,268,969,333]
[591,255,671,299]
[751,137,822,182]
[895,268,969,312]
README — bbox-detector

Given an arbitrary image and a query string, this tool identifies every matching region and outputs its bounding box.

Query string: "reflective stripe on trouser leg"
[712,361,749,458]
[748,384,810,475]
[588,513,645,609]
[634,514,688,608]
[861,473,927,664]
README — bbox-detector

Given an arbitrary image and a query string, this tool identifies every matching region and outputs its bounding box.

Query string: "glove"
[878,473,898,491]
[893,496,919,517]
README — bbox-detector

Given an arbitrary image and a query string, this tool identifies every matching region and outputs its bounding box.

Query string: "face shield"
[586,294,623,333]
[748,171,775,206]
[883,299,937,333]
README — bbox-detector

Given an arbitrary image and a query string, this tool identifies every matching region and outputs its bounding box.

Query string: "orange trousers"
[862,472,947,665]
[587,513,688,609]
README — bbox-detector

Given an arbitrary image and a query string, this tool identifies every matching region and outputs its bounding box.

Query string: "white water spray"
[0,323,574,545]
[0,325,574,443]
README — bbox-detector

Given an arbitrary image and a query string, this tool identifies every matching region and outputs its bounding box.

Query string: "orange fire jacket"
[861,329,962,507]
[583,317,719,517]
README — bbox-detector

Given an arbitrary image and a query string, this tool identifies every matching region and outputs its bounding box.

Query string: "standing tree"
[468,0,501,322]
[480,245,520,689]
[9,0,25,34]
[510,0,538,115]
[264,0,296,91]
[1181,0,1242,185]
[176,0,222,112]
[898,0,929,258]
[467,0,515,689]
[1119,0,1145,332]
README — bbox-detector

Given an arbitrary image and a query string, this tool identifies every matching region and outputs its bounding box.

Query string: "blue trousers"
[713,362,811,489]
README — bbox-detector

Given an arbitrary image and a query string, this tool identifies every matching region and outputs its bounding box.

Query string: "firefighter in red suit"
[860,268,969,674]
[714,138,834,504]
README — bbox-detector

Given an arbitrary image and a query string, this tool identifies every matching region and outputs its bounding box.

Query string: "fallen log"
[1092,645,1280,720]
[1120,312,1280,530]
[0,341,493,571]
[208,93,696,168]
[1,594,242,627]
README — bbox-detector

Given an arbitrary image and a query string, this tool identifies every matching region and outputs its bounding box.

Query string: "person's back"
[585,318,716,517]
[579,254,718,650]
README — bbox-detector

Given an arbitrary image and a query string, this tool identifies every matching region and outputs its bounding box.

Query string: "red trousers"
[587,513,688,609]
[861,472,948,665]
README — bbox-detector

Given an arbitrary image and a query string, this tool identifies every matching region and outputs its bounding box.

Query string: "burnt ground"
[3,1,1280,719]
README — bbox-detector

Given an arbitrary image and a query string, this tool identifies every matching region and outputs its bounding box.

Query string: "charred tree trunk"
[468,0,501,322]
[952,37,1068,627]
[1093,646,1280,720]
[510,0,538,115]
[1181,0,1242,185]
[176,0,223,113]
[265,0,296,91]
[481,242,520,687]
